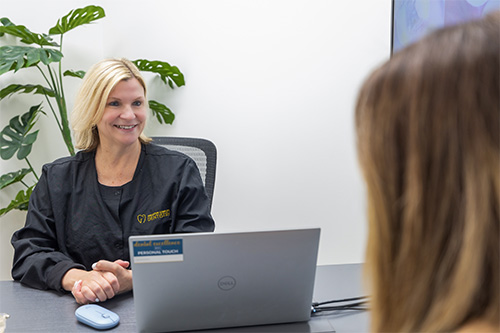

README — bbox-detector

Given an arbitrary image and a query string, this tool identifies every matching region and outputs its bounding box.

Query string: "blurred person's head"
[355,11,499,332]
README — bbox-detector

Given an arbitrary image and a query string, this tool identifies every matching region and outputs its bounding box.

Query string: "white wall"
[0,0,391,280]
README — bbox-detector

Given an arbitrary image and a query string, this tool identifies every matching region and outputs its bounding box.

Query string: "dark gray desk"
[0,264,369,332]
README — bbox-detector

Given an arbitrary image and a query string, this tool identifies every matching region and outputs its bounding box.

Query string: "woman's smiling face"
[97,78,147,149]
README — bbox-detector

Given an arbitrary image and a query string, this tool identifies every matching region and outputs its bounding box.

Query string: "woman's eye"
[133,101,142,106]
[108,101,119,107]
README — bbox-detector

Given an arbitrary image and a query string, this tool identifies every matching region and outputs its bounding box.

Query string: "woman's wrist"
[61,268,86,291]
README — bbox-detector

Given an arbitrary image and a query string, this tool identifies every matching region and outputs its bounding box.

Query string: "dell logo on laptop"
[218,276,236,291]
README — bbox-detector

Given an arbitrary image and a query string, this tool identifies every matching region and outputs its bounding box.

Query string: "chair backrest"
[151,137,217,209]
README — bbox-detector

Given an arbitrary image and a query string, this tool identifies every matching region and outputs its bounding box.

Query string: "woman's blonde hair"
[71,58,151,151]
[355,11,499,332]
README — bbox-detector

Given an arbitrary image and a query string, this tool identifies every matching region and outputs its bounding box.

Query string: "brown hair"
[71,58,151,151]
[355,11,499,332]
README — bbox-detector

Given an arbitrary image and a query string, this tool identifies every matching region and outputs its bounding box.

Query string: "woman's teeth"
[115,125,135,129]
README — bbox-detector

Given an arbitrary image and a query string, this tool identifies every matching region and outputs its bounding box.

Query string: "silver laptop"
[129,228,321,333]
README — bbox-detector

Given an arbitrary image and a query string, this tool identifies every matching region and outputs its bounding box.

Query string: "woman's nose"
[121,105,135,119]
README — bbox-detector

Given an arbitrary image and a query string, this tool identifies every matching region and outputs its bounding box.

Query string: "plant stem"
[36,65,64,133]
[56,34,74,156]
[37,64,54,92]
[42,93,64,133]
[59,35,66,104]
[46,64,75,156]
[25,157,39,181]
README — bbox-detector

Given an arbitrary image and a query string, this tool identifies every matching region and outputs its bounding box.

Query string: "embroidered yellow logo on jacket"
[137,209,170,224]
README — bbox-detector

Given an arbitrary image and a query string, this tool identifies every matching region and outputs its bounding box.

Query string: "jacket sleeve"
[172,159,215,233]
[11,166,84,292]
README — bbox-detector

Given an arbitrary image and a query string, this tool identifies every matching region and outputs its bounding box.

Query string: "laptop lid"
[129,228,321,333]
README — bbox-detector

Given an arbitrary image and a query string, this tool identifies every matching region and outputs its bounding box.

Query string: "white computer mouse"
[75,304,120,330]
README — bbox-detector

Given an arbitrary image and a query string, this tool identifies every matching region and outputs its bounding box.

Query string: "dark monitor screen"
[391,0,500,54]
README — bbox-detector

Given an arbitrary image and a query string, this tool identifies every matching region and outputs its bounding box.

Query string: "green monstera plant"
[0,5,185,216]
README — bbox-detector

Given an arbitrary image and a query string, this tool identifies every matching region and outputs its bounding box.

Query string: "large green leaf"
[48,5,105,35]
[63,69,85,79]
[149,100,175,125]
[0,17,57,46]
[0,45,63,75]
[0,84,55,100]
[0,168,32,190]
[133,59,185,89]
[0,186,34,216]
[0,104,44,160]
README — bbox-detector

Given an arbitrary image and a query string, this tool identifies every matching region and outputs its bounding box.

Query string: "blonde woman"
[355,12,499,332]
[12,58,215,304]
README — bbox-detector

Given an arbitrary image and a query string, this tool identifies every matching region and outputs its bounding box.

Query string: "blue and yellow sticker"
[132,239,183,263]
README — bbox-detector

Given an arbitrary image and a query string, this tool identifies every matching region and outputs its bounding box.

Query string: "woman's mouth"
[114,124,136,130]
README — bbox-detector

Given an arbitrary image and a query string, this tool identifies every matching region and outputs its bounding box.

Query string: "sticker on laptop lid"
[132,239,183,263]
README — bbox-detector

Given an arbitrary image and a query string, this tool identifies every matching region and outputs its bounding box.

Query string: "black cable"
[312,296,367,307]
[311,296,369,315]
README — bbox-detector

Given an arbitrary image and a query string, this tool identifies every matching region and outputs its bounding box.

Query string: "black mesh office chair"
[151,137,217,209]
